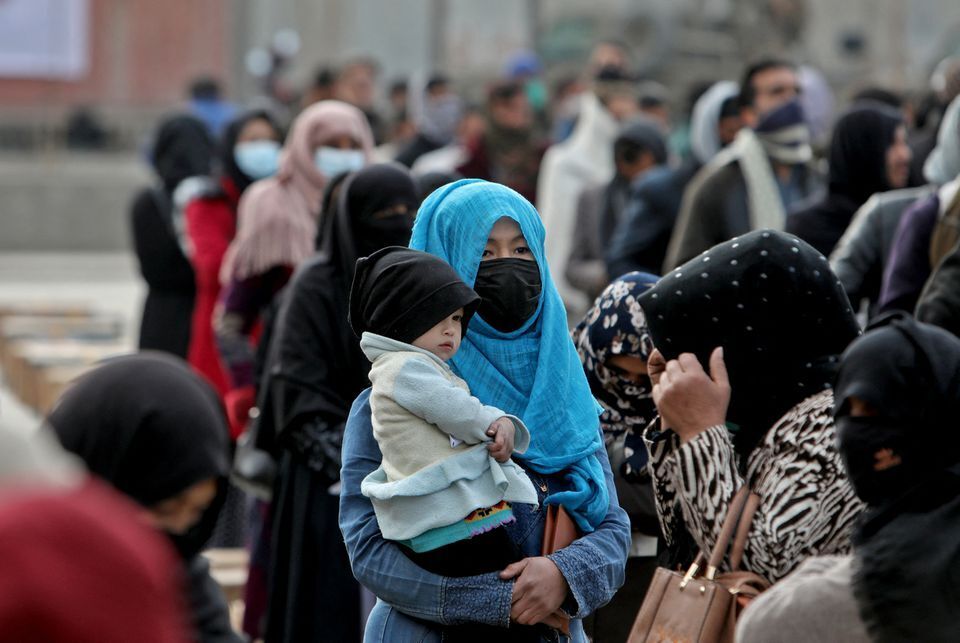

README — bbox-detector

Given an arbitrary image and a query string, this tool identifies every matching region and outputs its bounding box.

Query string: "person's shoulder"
[349,387,373,416]
[238,176,283,206]
[130,186,163,212]
[754,389,835,458]
[689,159,741,200]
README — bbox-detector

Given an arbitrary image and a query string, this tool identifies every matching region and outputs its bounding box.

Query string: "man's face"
[717,114,743,146]
[743,66,801,127]
[491,94,533,130]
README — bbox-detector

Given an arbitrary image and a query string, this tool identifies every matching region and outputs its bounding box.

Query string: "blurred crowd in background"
[4,1,960,642]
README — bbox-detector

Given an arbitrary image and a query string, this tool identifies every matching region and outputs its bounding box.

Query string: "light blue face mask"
[315,146,365,178]
[233,140,281,180]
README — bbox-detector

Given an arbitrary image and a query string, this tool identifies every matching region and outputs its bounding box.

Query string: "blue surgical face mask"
[233,140,281,180]
[315,146,365,178]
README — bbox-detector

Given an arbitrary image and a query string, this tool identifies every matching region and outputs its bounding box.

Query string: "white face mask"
[314,146,365,178]
[233,140,281,180]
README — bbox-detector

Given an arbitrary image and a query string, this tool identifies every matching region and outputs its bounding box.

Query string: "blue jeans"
[364,600,440,643]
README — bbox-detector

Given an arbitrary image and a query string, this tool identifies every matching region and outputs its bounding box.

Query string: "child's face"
[411,308,464,360]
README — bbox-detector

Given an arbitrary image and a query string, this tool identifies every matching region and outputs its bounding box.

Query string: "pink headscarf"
[221,100,374,283]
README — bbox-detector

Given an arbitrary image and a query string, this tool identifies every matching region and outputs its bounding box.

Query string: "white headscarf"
[924,94,960,186]
[689,80,739,164]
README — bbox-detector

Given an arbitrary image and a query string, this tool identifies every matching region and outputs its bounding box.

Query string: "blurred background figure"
[64,106,108,150]
[302,66,337,107]
[539,64,641,318]
[216,100,373,436]
[334,57,385,144]
[130,115,214,359]
[455,80,545,203]
[395,74,463,168]
[787,104,910,257]
[566,118,667,301]
[188,77,238,140]
[183,109,284,400]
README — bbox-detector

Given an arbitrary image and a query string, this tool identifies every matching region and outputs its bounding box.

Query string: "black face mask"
[836,415,919,507]
[474,258,542,332]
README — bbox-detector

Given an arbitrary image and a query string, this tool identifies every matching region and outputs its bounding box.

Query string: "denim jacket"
[340,389,631,642]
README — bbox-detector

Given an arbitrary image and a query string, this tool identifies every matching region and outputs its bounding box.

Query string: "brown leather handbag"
[627,487,770,643]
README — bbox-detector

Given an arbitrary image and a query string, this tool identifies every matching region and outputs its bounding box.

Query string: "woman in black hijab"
[257,163,419,643]
[131,114,215,357]
[638,229,864,582]
[46,353,242,643]
[831,313,960,642]
[787,104,910,256]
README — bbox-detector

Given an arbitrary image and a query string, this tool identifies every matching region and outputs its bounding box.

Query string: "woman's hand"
[652,347,730,443]
[499,557,568,625]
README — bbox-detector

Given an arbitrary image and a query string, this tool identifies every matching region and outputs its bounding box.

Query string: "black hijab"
[47,353,230,559]
[786,105,902,256]
[827,104,902,204]
[837,314,960,643]
[349,246,480,344]
[259,164,418,456]
[638,229,860,456]
[151,114,215,194]
[219,109,283,194]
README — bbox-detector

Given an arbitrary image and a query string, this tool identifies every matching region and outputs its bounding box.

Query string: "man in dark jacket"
[663,59,820,270]
[566,119,668,300]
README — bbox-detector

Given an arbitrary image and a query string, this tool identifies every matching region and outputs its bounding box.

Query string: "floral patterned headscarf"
[572,272,658,480]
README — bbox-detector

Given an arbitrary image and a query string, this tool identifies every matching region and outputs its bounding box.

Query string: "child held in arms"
[349,246,538,575]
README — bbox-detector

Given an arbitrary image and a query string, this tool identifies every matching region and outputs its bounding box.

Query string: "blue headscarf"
[410,179,608,532]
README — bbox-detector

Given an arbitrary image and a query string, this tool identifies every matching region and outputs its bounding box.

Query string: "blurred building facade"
[0,0,957,149]
[0,0,957,252]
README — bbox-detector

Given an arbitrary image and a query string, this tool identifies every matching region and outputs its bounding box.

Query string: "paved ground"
[0,251,143,432]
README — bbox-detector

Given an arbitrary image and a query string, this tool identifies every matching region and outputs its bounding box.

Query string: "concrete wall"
[0,152,149,251]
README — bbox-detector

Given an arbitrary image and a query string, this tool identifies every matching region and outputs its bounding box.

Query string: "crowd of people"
[4,38,960,643]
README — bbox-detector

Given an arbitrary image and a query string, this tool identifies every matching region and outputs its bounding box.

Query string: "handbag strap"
[729,491,760,571]
[705,486,751,578]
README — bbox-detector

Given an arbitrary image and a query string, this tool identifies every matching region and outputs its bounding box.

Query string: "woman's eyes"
[452,314,463,322]
[481,246,529,258]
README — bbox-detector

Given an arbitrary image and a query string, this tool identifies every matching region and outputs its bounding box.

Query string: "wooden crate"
[4,340,129,413]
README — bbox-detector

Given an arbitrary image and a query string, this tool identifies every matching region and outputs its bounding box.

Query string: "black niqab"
[834,313,960,512]
[836,315,960,643]
[47,353,230,558]
[151,115,215,194]
[638,229,860,456]
[260,164,419,447]
[220,109,283,194]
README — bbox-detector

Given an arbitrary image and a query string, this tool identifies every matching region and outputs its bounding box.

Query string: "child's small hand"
[486,417,515,463]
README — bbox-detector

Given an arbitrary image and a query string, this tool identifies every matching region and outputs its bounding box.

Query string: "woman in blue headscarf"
[339,179,630,642]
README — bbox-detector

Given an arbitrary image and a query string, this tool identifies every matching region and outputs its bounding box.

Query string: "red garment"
[185,177,241,398]
[0,480,189,643]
